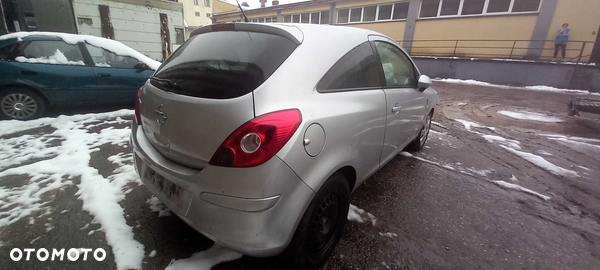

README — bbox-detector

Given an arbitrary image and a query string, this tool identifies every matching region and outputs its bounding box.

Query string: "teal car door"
[9,40,97,104]
[84,44,154,102]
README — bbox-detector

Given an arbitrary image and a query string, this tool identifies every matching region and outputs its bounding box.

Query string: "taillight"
[135,87,143,125]
[209,109,302,167]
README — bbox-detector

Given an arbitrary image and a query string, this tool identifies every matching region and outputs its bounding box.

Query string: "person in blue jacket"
[553,23,570,61]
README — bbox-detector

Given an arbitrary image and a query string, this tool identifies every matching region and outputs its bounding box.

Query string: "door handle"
[97,73,112,77]
[392,105,402,113]
[21,70,37,75]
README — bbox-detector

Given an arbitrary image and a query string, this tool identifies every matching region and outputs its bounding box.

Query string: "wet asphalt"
[1,82,600,270]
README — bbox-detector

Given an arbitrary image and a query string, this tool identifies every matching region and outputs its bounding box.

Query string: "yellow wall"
[213,0,237,14]
[541,0,600,61]
[412,15,538,58]
[350,21,406,41]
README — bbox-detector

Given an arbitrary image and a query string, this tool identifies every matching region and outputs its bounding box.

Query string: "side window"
[85,44,140,69]
[16,40,85,65]
[0,43,17,60]
[317,42,382,92]
[374,41,417,88]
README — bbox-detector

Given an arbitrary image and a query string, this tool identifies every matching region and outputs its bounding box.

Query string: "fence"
[399,39,598,64]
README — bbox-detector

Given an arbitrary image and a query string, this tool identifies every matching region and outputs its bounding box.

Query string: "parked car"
[0,32,160,120]
[131,23,438,269]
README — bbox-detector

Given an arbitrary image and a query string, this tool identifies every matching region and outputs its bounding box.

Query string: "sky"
[221,0,311,10]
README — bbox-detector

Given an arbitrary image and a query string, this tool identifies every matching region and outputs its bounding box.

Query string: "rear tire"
[280,173,350,270]
[406,111,432,152]
[0,87,46,120]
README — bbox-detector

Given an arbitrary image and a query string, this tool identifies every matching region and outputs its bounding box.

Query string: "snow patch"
[347,204,376,225]
[164,244,242,270]
[501,146,579,178]
[147,196,172,217]
[379,232,397,238]
[148,250,157,258]
[498,110,563,123]
[431,121,446,129]
[493,181,550,201]
[510,175,518,182]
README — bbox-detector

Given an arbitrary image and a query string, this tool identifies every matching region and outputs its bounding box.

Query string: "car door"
[370,36,427,165]
[9,39,97,104]
[83,43,154,102]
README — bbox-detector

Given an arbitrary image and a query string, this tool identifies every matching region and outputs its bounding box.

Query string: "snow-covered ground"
[498,110,563,123]
[434,78,600,96]
[0,110,143,269]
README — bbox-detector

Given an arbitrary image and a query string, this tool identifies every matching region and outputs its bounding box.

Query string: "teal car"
[0,33,159,120]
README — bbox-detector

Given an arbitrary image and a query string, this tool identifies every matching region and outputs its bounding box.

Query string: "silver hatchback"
[131,23,438,269]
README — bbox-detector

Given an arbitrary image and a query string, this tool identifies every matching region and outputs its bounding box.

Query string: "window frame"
[336,2,410,25]
[193,0,199,6]
[204,0,210,7]
[371,40,420,89]
[194,11,201,17]
[419,0,543,19]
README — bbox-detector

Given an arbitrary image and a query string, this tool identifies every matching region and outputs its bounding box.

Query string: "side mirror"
[417,75,432,92]
[134,62,150,70]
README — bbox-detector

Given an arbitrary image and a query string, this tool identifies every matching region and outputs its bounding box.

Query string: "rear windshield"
[152,31,297,99]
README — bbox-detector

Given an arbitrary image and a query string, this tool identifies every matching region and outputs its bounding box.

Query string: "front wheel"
[0,88,46,120]
[280,173,350,270]
[406,111,432,152]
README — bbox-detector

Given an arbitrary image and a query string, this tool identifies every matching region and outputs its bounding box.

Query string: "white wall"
[72,0,184,61]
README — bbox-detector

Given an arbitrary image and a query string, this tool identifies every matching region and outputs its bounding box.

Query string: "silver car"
[131,23,438,269]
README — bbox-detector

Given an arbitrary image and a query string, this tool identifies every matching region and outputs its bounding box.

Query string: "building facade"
[213,0,600,62]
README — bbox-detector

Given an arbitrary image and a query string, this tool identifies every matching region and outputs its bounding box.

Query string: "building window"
[320,11,330,24]
[292,14,300,23]
[487,0,512,13]
[363,6,377,22]
[175,28,185,44]
[310,12,319,24]
[206,13,211,18]
[461,0,485,15]
[193,0,199,6]
[251,16,278,23]
[195,11,200,17]
[204,0,210,7]
[284,15,292,22]
[420,0,541,18]
[337,2,410,24]
[393,2,409,19]
[512,0,542,12]
[440,0,461,16]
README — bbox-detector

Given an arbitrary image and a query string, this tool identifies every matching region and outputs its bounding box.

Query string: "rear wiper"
[150,76,179,89]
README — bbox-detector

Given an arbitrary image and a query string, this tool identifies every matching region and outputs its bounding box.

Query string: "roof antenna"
[236,0,250,22]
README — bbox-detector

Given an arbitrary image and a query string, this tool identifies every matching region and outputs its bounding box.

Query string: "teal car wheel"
[0,88,46,120]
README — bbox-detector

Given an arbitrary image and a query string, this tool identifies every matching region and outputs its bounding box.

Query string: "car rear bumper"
[130,121,315,257]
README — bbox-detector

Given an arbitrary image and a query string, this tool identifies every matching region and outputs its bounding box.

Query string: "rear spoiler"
[190,23,304,45]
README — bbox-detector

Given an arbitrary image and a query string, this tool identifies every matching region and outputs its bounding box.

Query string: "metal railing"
[397,39,598,64]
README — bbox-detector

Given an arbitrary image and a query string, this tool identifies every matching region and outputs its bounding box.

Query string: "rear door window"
[17,40,85,65]
[85,44,140,69]
[152,31,297,99]
[317,42,382,92]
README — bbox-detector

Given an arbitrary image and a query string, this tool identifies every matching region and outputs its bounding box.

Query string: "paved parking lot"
[1,81,600,270]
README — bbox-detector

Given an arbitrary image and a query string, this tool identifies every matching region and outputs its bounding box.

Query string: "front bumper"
[130,122,315,257]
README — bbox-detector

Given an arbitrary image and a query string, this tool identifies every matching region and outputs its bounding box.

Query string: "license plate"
[145,168,187,210]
